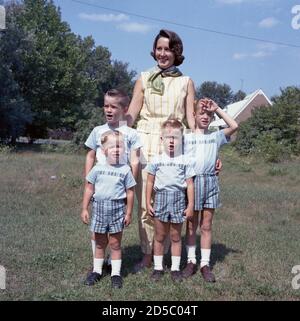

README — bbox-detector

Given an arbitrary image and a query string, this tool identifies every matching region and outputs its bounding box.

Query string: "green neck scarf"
[147,66,182,96]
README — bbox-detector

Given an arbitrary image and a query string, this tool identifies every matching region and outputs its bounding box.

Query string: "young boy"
[145,119,195,282]
[81,131,136,289]
[84,89,142,282]
[182,98,238,282]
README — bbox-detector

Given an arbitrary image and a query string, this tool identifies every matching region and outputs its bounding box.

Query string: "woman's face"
[155,37,175,69]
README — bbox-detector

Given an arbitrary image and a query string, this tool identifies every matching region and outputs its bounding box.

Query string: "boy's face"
[102,136,125,165]
[103,95,126,126]
[161,127,183,156]
[194,107,214,129]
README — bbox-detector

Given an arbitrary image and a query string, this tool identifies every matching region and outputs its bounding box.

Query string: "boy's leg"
[169,223,183,282]
[109,231,123,289]
[151,219,168,281]
[85,233,107,285]
[182,211,199,278]
[94,233,108,273]
[199,208,215,282]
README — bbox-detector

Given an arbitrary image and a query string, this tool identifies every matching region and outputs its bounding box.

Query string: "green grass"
[0,145,300,301]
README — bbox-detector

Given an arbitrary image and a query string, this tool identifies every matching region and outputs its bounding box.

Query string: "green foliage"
[196,81,246,108]
[1,0,135,143]
[235,86,300,162]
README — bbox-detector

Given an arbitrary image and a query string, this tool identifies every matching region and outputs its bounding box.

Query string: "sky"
[52,0,300,98]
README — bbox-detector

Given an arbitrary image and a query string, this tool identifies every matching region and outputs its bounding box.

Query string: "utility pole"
[240,79,244,91]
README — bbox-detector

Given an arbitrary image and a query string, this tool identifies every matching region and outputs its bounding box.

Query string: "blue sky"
[53,0,300,98]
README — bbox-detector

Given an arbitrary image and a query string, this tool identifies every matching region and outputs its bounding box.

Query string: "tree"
[196,81,234,108]
[0,2,33,143]
[0,64,32,143]
[196,81,246,108]
[234,86,300,161]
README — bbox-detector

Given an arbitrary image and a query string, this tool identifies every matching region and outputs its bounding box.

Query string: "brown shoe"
[200,265,216,282]
[170,270,183,283]
[150,270,164,282]
[133,260,152,274]
[182,262,197,278]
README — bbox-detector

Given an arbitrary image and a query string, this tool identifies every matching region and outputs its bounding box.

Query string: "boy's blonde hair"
[161,117,184,133]
[101,130,124,146]
[104,89,130,109]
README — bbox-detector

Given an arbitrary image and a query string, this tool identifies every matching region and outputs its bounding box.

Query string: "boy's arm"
[125,77,144,127]
[124,187,135,227]
[203,99,239,137]
[130,148,140,181]
[85,149,96,176]
[186,79,196,131]
[81,182,94,224]
[184,177,194,221]
[215,107,239,137]
[146,173,155,217]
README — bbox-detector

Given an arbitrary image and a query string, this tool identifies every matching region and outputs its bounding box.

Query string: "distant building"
[209,89,272,140]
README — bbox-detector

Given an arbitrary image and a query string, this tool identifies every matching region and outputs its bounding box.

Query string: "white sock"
[200,248,211,268]
[91,239,96,257]
[153,255,164,271]
[186,245,197,264]
[93,258,104,274]
[171,256,181,272]
[111,259,122,276]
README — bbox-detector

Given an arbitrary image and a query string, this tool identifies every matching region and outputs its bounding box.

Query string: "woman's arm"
[125,77,144,127]
[185,79,196,131]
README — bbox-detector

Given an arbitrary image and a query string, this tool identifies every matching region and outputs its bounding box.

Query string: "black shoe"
[84,272,102,286]
[150,270,164,282]
[111,275,123,289]
[171,270,183,283]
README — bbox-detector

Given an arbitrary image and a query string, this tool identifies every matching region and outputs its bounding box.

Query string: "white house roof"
[209,89,272,128]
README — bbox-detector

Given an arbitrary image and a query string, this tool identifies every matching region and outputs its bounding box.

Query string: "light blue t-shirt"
[85,123,142,165]
[184,130,228,175]
[146,153,195,192]
[86,163,136,201]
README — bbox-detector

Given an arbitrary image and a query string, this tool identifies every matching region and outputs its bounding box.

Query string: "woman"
[126,29,196,272]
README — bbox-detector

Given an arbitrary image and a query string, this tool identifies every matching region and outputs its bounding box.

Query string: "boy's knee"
[200,223,212,233]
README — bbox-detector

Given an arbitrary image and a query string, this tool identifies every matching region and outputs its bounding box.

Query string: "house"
[209,89,272,139]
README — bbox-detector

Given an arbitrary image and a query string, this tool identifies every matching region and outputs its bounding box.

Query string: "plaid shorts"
[154,190,187,224]
[90,199,125,234]
[194,174,220,211]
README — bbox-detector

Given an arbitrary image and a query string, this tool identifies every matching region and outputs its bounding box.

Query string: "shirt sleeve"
[124,170,137,189]
[84,128,98,151]
[145,161,157,176]
[185,161,196,179]
[86,167,97,184]
[129,130,143,150]
[217,130,229,149]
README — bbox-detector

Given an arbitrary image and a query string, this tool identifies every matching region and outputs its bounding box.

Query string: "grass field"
[0,145,300,301]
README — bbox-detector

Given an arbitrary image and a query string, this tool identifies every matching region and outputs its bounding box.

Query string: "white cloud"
[233,53,248,60]
[258,17,279,28]
[117,22,152,33]
[79,13,129,22]
[252,51,271,58]
[216,0,245,4]
[216,0,273,5]
[233,43,278,60]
